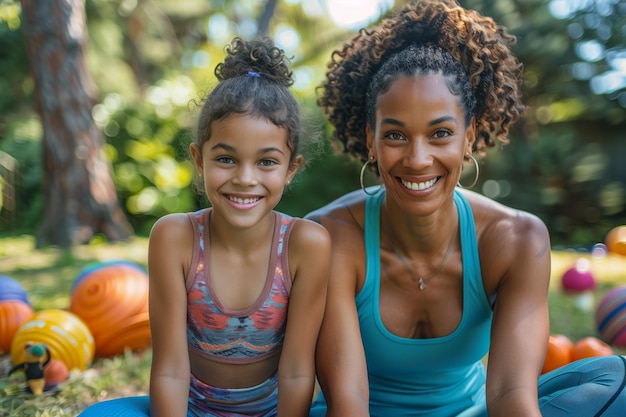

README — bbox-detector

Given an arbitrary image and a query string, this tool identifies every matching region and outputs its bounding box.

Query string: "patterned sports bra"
[185,209,295,364]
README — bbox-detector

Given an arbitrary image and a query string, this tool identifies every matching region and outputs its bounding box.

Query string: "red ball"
[44,358,69,386]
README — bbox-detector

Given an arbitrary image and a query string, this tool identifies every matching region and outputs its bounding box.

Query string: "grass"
[1,236,626,416]
[0,236,151,417]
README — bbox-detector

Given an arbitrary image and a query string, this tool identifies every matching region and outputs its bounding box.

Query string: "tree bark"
[20,0,133,248]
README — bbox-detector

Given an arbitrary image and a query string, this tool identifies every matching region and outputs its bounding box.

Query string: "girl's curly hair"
[196,37,301,162]
[318,0,525,164]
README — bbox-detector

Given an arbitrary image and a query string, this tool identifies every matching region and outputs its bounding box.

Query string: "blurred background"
[0,0,625,248]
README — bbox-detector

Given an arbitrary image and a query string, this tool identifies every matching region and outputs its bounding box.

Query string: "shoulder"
[305,189,367,242]
[461,190,550,289]
[286,218,331,285]
[462,190,549,247]
[149,212,196,247]
[305,191,368,282]
[288,217,331,253]
[305,189,367,225]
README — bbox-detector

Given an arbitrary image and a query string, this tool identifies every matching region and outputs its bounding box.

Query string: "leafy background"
[1,0,626,415]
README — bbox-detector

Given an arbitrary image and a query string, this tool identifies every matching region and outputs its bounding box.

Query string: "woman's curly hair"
[196,36,301,162]
[318,0,525,164]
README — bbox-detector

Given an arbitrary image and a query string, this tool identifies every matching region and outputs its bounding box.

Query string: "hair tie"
[247,71,261,78]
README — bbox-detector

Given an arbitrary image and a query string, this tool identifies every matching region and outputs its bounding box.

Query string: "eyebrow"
[210,143,285,155]
[380,115,457,127]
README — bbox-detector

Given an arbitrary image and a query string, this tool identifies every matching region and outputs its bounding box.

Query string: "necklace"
[383,226,457,291]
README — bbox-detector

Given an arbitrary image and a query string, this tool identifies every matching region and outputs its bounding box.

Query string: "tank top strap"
[185,209,209,293]
[454,190,492,313]
[274,211,296,291]
[362,190,385,297]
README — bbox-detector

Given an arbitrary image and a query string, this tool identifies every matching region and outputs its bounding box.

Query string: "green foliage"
[1,0,625,245]
[481,122,626,246]
[98,79,200,236]
[0,1,30,117]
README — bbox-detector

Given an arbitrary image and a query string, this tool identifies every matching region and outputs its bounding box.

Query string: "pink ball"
[561,259,596,293]
[595,285,626,347]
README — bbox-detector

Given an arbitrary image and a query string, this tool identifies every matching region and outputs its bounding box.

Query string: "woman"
[308,1,626,416]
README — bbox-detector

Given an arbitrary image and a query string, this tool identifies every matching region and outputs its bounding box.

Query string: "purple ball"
[0,275,29,304]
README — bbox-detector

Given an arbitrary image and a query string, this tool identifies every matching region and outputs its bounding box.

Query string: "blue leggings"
[79,356,626,416]
[310,355,626,417]
[538,355,626,416]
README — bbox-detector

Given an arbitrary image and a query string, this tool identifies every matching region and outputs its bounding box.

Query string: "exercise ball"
[542,334,573,374]
[71,260,147,292]
[0,300,34,354]
[605,226,626,256]
[571,336,614,361]
[0,275,29,303]
[11,309,95,371]
[69,261,151,357]
[595,285,626,348]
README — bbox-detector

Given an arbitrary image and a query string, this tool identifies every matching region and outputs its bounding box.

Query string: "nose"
[403,139,433,169]
[233,163,258,186]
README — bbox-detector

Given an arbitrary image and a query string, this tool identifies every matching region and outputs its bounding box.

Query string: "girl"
[80,36,330,417]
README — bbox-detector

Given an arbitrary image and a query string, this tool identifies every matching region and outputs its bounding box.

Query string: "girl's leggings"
[77,372,278,417]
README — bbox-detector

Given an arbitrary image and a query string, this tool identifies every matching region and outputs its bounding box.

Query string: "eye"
[259,159,278,167]
[383,131,405,141]
[216,156,235,164]
[432,129,452,139]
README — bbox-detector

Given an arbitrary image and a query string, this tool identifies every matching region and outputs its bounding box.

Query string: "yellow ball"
[10,309,95,371]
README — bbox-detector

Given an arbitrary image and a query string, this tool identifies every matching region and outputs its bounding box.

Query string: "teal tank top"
[357,189,493,416]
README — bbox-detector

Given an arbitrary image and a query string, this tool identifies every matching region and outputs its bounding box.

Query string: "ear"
[189,143,203,173]
[286,155,304,184]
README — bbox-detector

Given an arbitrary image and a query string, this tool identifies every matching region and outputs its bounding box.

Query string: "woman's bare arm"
[484,210,551,417]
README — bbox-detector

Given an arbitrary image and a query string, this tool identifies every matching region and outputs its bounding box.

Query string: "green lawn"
[0,236,625,416]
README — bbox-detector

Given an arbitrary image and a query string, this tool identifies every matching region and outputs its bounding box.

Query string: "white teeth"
[400,177,437,191]
[228,196,259,204]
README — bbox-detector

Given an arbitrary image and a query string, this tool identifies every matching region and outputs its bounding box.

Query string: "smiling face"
[190,113,302,229]
[367,73,475,215]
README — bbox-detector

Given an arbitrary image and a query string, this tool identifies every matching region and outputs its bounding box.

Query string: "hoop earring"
[360,157,383,196]
[457,154,480,189]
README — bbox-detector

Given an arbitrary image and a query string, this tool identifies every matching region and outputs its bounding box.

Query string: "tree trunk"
[20,0,133,248]
[257,0,278,36]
